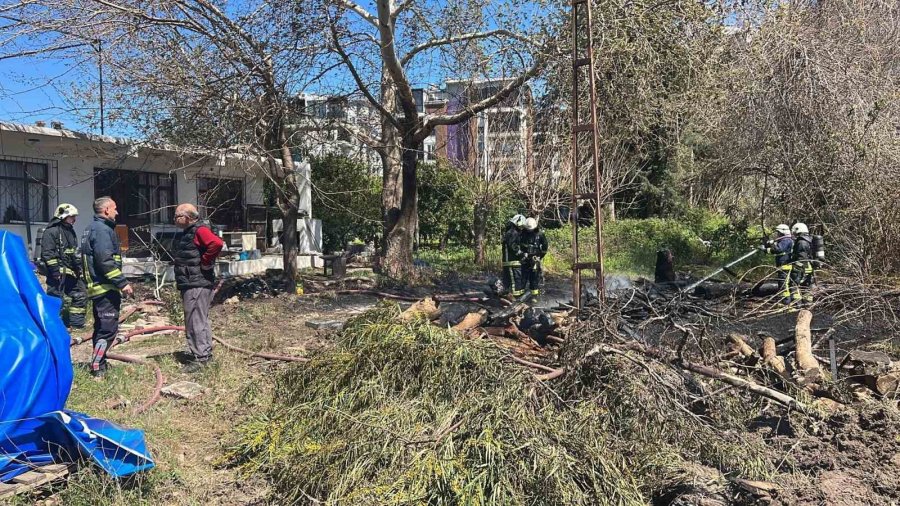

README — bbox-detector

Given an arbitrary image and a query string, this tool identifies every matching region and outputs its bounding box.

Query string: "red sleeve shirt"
[193,226,225,267]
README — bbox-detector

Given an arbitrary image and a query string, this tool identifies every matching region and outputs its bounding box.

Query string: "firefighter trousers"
[790,263,815,303]
[521,261,543,296]
[46,275,87,328]
[503,264,525,297]
[90,290,121,373]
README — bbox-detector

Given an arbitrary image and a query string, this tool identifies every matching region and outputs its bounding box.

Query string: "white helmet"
[510,214,526,228]
[791,222,809,235]
[775,224,790,236]
[54,203,79,220]
[524,217,538,231]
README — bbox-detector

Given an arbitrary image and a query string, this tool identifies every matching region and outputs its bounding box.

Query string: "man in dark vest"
[173,203,223,373]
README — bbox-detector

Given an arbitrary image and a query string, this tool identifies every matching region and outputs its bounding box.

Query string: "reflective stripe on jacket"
[81,215,127,297]
[41,218,81,277]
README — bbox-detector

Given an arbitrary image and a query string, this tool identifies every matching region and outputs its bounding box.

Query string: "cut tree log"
[729,333,756,359]
[794,309,823,385]
[866,372,899,397]
[452,310,488,331]
[760,336,787,377]
[399,297,441,321]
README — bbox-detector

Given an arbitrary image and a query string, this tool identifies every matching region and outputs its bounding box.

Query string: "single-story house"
[0,121,321,278]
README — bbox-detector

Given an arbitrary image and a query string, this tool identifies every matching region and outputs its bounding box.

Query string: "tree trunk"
[277,142,300,285]
[382,141,418,278]
[795,309,823,385]
[473,201,488,266]
[378,62,417,279]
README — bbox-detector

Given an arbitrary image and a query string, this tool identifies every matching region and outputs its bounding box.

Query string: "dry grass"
[31,291,332,505]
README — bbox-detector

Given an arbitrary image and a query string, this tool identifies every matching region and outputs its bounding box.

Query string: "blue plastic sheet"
[0,231,154,482]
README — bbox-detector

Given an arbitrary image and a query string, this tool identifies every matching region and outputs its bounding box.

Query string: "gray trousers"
[182,286,214,362]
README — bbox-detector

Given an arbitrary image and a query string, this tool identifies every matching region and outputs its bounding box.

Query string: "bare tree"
[704,0,900,278]
[322,0,558,277]
[0,0,327,283]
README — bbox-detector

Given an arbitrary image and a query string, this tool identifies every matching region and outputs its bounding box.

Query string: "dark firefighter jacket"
[501,223,522,267]
[792,233,814,263]
[766,235,794,267]
[520,229,548,262]
[41,218,81,278]
[81,215,128,297]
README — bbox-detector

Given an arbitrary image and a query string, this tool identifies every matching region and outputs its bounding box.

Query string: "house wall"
[0,123,268,254]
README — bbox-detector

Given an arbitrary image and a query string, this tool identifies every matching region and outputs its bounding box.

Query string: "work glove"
[521,252,530,262]
[757,244,768,252]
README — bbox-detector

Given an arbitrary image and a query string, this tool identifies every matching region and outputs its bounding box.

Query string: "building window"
[95,168,176,226]
[0,158,51,223]
[198,177,245,230]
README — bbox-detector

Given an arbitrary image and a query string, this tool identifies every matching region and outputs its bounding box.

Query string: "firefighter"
[759,223,794,304]
[520,217,548,298]
[790,222,816,303]
[41,203,87,328]
[82,196,133,378]
[501,214,527,298]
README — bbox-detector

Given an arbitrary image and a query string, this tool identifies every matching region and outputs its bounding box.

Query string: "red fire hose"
[329,289,507,305]
[105,351,165,415]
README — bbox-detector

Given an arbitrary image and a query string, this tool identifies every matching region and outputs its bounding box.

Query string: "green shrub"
[543,213,762,277]
[310,155,381,252]
[228,304,773,505]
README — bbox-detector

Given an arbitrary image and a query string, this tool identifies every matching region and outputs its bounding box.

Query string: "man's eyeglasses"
[174,213,188,219]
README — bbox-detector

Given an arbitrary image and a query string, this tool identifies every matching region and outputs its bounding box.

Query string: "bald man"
[173,203,224,373]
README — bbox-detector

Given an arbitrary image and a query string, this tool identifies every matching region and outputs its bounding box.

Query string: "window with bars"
[198,177,245,230]
[0,158,50,223]
[94,168,176,225]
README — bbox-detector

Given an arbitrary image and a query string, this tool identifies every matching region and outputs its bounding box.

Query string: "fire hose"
[328,289,510,305]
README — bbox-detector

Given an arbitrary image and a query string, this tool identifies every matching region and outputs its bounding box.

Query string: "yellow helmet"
[54,203,79,219]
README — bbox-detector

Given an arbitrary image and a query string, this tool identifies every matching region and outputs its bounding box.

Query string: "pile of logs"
[399,297,566,348]
[727,309,899,400]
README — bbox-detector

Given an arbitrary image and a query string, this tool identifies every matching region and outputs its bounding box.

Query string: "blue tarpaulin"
[0,231,154,482]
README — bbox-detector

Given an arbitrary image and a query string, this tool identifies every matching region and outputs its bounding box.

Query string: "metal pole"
[97,39,105,135]
[570,0,581,309]
[584,0,604,302]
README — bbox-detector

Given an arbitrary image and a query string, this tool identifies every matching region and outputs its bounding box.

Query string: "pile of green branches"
[229,303,774,505]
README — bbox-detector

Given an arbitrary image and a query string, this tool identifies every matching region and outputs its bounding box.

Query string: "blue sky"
[0,54,101,132]
[0,0,554,137]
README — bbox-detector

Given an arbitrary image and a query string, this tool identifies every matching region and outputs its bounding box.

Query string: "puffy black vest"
[174,223,215,290]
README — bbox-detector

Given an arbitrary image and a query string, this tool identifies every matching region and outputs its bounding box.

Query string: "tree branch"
[327,13,401,131]
[401,29,543,67]
[374,0,418,122]
[421,55,547,137]
[331,0,377,27]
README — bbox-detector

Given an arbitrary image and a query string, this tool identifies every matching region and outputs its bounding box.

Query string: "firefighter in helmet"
[760,223,794,304]
[790,222,816,303]
[519,217,548,298]
[41,203,87,328]
[501,214,527,297]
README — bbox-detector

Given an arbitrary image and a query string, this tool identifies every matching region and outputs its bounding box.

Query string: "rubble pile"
[214,269,295,302]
